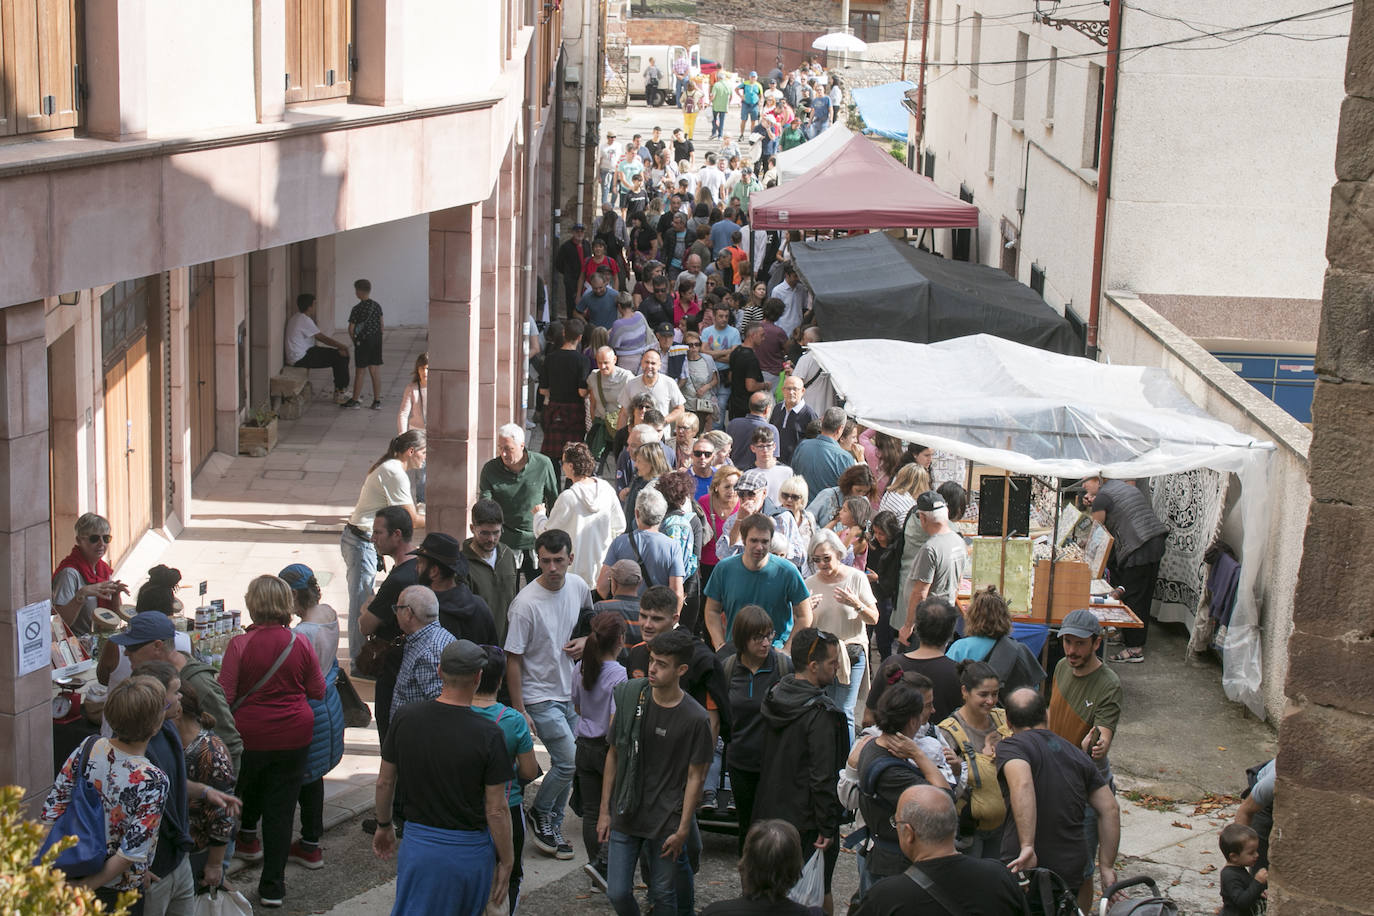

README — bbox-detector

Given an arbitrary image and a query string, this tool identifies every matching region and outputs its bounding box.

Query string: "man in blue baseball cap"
[737,71,764,136]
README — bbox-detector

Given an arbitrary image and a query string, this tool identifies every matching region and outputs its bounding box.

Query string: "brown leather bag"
[352,634,401,678]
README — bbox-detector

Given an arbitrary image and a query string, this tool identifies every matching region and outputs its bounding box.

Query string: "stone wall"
[627,18,699,48]
[1272,1,1374,912]
[695,0,916,43]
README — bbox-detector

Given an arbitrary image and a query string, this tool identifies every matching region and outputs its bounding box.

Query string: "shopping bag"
[787,850,825,908]
[484,896,510,916]
[336,667,373,729]
[192,887,253,916]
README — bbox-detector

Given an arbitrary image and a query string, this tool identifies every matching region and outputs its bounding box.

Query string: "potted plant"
[238,402,279,455]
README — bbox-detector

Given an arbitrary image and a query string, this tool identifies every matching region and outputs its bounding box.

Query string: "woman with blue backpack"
[41,675,172,915]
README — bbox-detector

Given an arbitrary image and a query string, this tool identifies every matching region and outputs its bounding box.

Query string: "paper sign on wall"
[16,600,52,676]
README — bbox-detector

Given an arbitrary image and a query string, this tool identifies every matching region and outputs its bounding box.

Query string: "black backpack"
[1022,867,1081,916]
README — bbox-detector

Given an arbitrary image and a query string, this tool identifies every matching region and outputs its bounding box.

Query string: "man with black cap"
[412,533,499,647]
[897,491,970,648]
[1078,474,1169,663]
[375,639,514,914]
[556,223,592,318]
[1050,607,1123,911]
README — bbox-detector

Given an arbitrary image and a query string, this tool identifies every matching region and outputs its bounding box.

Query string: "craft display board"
[1084,524,1114,578]
[1027,559,1092,624]
[970,537,1034,613]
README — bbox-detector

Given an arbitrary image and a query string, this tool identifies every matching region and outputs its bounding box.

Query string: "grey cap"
[1059,608,1102,639]
[610,559,643,586]
[440,639,488,675]
[736,468,770,494]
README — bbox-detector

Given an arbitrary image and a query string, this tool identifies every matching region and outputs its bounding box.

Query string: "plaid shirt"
[391,621,455,719]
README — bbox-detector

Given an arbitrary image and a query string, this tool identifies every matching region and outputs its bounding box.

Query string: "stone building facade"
[0,0,575,805]
[1274,1,1374,911]
[696,0,918,44]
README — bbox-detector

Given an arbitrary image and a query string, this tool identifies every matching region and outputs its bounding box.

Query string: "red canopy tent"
[749,134,980,230]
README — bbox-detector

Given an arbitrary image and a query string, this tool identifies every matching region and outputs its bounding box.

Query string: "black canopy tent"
[789,233,1081,355]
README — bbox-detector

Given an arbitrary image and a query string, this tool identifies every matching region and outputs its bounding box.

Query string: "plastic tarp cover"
[851,80,915,141]
[790,233,1080,355]
[777,123,853,183]
[807,335,1276,717]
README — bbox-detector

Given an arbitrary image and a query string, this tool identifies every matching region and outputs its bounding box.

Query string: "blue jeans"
[607,829,692,916]
[825,649,865,744]
[600,169,617,207]
[710,110,726,138]
[340,527,376,664]
[528,699,579,833]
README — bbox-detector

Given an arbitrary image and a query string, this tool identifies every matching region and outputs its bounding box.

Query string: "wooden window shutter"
[285,0,352,103]
[2,0,81,136]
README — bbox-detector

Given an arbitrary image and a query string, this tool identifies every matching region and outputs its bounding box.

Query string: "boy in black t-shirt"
[600,630,714,916]
[727,322,765,420]
[345,278,385,409]
[1218,823,1268,916]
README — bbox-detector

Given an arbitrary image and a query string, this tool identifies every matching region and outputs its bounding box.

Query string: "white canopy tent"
[807,335,1277,716]
[777,124,853,183]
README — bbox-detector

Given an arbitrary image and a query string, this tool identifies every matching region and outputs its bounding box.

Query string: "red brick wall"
[627,18,700,48]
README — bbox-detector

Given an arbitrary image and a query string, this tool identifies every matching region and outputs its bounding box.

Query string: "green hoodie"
[463,537,520,640]
[178,655,243,775]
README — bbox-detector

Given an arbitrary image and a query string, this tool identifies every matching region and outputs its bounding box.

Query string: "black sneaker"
[527,809,558,856]
[341,398,361,409]
[553,828,574,860]
[370,399,382,410]
[584,860,609,893]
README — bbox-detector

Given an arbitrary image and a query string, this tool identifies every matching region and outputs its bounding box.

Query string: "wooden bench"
[270,368,312,419]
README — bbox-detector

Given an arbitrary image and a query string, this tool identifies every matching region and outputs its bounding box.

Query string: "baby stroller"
[1098,876,1180,916]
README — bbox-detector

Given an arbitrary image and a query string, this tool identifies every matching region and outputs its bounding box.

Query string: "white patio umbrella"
[812,32,868,53]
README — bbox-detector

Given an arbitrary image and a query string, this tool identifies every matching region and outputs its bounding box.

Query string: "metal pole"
[1086,0,1123,358]
[914,2,931,149]
[900,0,916,81]
[1042,480,1062,671]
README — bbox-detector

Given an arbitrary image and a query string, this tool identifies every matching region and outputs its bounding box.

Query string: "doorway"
[100,278,155,567]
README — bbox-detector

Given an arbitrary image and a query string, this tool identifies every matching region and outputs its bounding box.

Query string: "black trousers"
[1116,559,1161,649]
[298,776,325,844]
[238,745,309,899]
[576,736,610,865]
[729,767,760,855]
[293,346,350,392]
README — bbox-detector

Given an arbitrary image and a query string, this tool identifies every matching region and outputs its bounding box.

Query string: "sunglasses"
[86,534,113,545]
[808,553,836,564]
[806,631,838,663]
[686,341,702,347]
[692,450,714,457]
[780,493,802,501]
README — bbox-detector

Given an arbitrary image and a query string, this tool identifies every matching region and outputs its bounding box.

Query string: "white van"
[627,44,700,106]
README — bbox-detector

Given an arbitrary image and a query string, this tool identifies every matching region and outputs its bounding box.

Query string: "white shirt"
[348,459,413,527]
[587,365,635,418]
[503,574,594,704]
[697,167,726,203]
[619,372,686,417]
[285,311,321,364]
[599,142,621,171]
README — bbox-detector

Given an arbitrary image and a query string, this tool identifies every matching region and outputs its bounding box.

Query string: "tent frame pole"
[1042,479,1062,670]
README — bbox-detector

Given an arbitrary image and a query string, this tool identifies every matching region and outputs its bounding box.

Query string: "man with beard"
[359,506,420,739]
[410,533,498,647]
[462,499,520,640]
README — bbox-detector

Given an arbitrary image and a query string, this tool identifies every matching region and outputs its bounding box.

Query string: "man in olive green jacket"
[463,498,521,640]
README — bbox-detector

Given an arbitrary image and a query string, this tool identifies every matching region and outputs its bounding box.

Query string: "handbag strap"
[627,530,656,588]
[231,632,298,713]
[904,862,969,916]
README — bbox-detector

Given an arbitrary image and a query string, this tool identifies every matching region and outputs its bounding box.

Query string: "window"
[923,149,936,178]
[953,184,974,261]
[100,278,154,373]
[849,11,880,44]
[0,0,82,137]
[1083,63,1104,169]
[988,113,998,175]
[285,0,354,103]
[969,14,982,91]
[1012,32,1028,121]
[1046,49,1058,121]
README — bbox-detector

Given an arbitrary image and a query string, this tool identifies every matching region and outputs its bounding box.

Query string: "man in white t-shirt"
[697,154,726,205]
[285,293,351,398]
[599,131,621,207]
[618,349,686,427]
[504,529,595,860]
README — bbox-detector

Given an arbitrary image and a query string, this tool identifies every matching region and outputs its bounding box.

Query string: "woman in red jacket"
[220,575,325,909]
